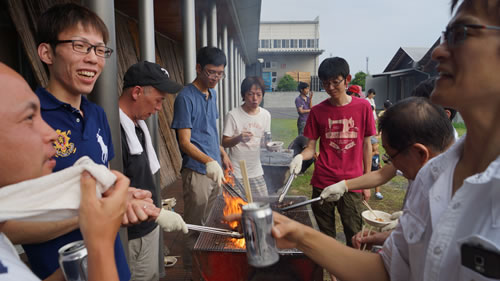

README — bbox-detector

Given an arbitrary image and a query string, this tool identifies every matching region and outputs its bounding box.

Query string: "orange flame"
[222,169,247,248]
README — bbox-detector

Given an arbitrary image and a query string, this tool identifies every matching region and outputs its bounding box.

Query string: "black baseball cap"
[123,61,183,93]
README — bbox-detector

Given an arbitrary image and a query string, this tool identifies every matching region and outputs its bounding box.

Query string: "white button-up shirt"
[380,136,500,281]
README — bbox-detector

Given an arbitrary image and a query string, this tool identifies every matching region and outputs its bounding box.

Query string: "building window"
[299,39,306,48]
[307,39,313,48]
[264,61,271,68]
[282,39,289,48]
[273,40,281,48]
[260,40,270,48]
[272,72,277,77]
[290,39,298,48]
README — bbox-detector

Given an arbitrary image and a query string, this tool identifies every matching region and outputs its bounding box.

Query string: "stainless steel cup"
[241,202,279,267]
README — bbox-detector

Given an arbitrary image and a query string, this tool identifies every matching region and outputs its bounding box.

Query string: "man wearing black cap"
[119,61,184,280]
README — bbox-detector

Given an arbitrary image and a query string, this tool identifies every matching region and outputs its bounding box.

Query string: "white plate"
[362,210,392,228]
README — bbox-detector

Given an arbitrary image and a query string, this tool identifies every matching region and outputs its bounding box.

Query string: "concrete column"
[182,0,196,83]
[200,11,207,47]
[228,37,234,111]
[217,36,223,135]
[208,0,217,47]
[222,26,229,117]
[84,0,127,257]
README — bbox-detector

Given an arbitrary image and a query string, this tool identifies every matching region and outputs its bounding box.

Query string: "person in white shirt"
[222,76,271,197]
[229,1,500,280]
[366,88,378,122]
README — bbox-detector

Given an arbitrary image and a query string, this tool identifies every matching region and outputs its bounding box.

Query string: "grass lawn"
[271,118,466,240]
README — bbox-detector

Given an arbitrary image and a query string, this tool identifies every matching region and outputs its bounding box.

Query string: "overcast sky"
[260,0,453,75]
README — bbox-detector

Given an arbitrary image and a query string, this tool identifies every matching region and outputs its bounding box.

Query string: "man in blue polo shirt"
[0,4,136,280]
[172,46,232,270]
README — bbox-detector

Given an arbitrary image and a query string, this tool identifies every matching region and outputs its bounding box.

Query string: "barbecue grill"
[192,195,322,281]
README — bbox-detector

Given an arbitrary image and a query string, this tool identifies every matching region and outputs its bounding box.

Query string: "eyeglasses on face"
[321,78,345,88]
[53,40,113,58]
[386,144,413,162]
[441,23,500,48]
[204,69,226,79]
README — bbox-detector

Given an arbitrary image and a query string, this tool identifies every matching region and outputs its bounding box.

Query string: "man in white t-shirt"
[366,88,378,122]
[222,76,271,197]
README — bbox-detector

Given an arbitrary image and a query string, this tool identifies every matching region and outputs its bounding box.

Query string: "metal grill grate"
[194,195,317,254]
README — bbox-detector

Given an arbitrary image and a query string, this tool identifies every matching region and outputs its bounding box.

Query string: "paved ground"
[266,107,298,119]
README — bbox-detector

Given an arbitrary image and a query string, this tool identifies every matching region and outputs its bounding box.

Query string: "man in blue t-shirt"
[1,4,153,280]
[172,47,232,269]
[295,82,313,136]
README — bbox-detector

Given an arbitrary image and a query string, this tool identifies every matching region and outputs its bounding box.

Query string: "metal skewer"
[278,173,296,203]
[186,224,243,239]
[279,196,322,211]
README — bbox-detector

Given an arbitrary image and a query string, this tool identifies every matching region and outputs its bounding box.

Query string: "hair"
[298,82,309,92]
[318,57,350,81]
[196,47,227,69]
[451,0,500,24]
[378,97,454,154]
[367,88,376,95]
[411,78,457,121]
[36,3,109,47]
[383,100,393,109]
[240,76,265,101]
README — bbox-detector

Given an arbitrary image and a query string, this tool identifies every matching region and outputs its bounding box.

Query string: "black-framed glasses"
[441,24,500,48]
[386,144,413,162]
[204,69,225,80]
[321,78,345,88]
[53,40,113,58]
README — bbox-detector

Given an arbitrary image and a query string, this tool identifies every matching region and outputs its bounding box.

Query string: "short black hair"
[318,57,350,81]
[368,88,376,95]
[196,47,227,69]
[36,3,109,46]
[241,76,265,101]
[298,82,309,92]
[378,97,454,154]
[411,78,457,121]
[383,100,392,109]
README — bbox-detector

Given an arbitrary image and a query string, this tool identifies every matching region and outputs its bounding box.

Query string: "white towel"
[119,108,160,174]
[0,156,116,222]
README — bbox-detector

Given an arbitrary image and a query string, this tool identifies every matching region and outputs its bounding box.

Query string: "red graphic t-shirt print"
[326,117,359,153]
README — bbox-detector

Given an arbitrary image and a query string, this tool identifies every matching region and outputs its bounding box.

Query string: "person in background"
[289,57,376,252]
[119,61,186,280]
[366,88,378,122]
[347,84,364,98]
[370,137,383,200]
[222,76,271,197]
[171,46,232,270]
[377,100,392,119]
[295,82,313,135]
[0,62,127,281]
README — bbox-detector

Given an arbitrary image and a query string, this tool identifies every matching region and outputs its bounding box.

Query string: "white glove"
[156,208,188,234]
[205,161,223,186]
[381,211,404,232]
[320,180,348,202]
[289,154,303,175]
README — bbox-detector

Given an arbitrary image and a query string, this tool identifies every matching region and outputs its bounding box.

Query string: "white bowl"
[361,210,392,228]
[266,141,284,152]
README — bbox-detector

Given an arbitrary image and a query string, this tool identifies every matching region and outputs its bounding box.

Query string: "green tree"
[276,74,298,91]
[350,71,367,89]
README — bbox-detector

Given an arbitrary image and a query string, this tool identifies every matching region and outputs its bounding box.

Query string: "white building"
[258,17,324,91]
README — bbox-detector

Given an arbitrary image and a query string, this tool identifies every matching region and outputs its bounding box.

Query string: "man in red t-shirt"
[289,57,376,246]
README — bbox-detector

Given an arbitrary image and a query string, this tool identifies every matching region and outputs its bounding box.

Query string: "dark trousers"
[297,120,306,135]
[311,187,363,247]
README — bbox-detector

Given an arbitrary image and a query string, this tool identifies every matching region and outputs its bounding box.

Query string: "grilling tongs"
[186,224,244,239]
[278,172,296,203]
[222,171,248,202]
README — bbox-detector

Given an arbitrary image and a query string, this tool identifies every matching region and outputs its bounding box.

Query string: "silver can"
[241,202,279,267]
[58,240,88,281]
[264,131,272,144]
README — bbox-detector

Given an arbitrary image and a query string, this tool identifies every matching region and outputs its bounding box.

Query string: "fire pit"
[192,195,322,281]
